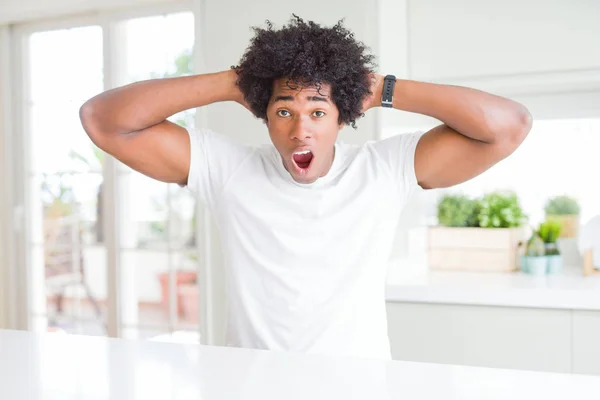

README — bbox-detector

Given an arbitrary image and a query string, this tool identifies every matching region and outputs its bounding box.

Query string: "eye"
[276,110,291,117]
[313,110,326,118]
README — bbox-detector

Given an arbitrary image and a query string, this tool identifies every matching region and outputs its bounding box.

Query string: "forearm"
[384,79,531,144]
[80,70,241,135]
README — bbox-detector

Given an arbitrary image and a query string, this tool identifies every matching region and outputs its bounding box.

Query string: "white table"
[1,330,600,399]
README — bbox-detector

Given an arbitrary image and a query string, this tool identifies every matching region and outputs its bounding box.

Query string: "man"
[80,15,532,360]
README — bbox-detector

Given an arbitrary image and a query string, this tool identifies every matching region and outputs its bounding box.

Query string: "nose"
[289,116,312,141]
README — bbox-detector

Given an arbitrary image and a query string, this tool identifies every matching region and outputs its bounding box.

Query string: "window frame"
[6,1,207,340]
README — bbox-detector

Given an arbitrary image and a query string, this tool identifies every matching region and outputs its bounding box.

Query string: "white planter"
[523,256,548,276]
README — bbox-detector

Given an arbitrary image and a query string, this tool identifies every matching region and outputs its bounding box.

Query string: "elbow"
[509,104,533,148]
[514,104,533,142]
[492,103,533,156]
[79,100,107,147]
[79,101,96,137]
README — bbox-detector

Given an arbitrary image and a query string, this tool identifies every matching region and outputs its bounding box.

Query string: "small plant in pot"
[544,195,580,238]
[537,218,563,274]
[478,191,525,228]
[522,233,547,275]
[437,194,480,227]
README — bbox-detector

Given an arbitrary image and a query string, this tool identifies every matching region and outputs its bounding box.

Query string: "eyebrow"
[272,95,330,104]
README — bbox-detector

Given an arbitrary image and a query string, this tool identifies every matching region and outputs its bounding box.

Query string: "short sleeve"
[185,127,254,207]
[370,131,425,197]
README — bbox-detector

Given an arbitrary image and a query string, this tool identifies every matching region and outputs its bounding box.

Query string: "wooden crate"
[428,227,527,272]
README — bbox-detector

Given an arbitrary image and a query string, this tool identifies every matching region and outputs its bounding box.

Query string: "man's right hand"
[79,69,249,185]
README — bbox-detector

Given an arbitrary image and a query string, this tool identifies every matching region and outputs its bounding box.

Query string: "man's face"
[266,78,342,184]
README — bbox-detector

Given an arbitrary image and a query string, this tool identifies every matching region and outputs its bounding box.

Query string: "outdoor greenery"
[40,173,77,218]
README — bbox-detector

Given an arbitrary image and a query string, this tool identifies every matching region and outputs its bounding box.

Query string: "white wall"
[379,0,600,130]
[0,26,7,328]
[412,0,600,121]
[409,0,599,80]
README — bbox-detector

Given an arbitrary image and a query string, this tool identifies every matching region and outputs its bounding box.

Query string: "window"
[18,9,200,343]
[27,25,106,335]
[448,118,600,227]
[115,12,198,340]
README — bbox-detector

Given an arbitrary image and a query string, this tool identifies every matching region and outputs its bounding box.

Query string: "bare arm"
[79,69,247,185]
[365,75,533,189]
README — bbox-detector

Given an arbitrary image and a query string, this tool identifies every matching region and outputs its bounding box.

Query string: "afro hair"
[232,14,377,128]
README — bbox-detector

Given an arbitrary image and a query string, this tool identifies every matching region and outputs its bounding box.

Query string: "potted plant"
[177,250,200,324]
[537,218,562,274]
[544,195,580,238]
[158,269,197,318]
[428,191,527,272]
[478,191,525,229]
[157,248,200,323]
[178,277,199,324]
[436,194,480,228]
[521,232,547,275]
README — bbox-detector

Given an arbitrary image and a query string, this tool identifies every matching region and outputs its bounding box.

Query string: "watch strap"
[381,74,396,108]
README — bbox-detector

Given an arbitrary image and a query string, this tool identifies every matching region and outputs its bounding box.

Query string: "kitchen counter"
[1,329,600,399]
[386,267,600,311]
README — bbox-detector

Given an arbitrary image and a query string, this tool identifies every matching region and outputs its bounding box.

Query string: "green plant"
[537,219,562,244]
[544,195,580,215]
[536,218,562,256]
[478,191,525,228]
[437,194,480,227]
[525,233,545,257]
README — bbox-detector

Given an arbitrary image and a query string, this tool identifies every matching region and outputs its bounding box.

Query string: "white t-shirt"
[186,127,423,360]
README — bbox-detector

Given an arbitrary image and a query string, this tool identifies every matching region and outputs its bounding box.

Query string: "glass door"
[24,24,107,335]
[18,9,201,343]
[112,12,199,341]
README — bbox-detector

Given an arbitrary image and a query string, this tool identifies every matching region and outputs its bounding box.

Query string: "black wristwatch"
[381,74,396,108]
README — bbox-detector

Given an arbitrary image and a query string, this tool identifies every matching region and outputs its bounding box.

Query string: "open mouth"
[292,150,314,171]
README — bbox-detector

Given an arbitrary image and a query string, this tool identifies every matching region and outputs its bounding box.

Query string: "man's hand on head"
[360,73,384,114]
[229,69,254,114]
